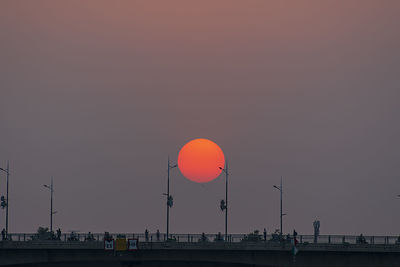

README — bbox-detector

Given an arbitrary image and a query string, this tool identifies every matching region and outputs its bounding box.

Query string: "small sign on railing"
[104,239,114,250]
[128,238,139,251]
[116,238,127,251]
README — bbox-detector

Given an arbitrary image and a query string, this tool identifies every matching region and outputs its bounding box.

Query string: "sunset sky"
[1,1,399,235]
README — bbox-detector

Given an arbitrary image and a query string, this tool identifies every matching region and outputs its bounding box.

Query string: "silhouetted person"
[56,228,61,240]
[263,228,267,241]
[68,232,78,241]
[86,231,95,241]
[201,232,207,242]
[313,220,320,243]
[156,229,160,241]
[293,229,298,245]
[357,234,367,244]
[104,232,111,240]
[216,232,222,241]
[145,229,149,242]
[1,228,5,240]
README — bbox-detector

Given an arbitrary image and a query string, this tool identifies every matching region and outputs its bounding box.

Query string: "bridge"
[1,233,400,267]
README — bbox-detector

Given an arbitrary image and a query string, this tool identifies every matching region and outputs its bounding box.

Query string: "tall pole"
[165,157,177,240]
[166,157,170,239]
[280,176,282,238]
[50,177,53,232]
[273,177,284,239]
[225,161,228,242]
[44,178,55,233]
[5,161,9,238]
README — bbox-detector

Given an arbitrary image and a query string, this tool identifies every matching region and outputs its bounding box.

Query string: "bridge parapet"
[4,232,400,245]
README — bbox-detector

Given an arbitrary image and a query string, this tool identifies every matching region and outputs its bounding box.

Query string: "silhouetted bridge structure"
[1,233,400,267]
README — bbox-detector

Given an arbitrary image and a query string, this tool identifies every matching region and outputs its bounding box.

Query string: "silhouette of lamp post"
[0,161,9,239]
[273,177,286,239]
[219,161,229,242]
[43,177,56,233]
[164,157,177,240]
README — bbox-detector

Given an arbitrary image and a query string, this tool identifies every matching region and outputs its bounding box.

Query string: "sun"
[178,138,225,183]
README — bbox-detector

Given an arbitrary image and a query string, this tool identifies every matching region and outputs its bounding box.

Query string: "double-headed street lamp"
[43,177,56,232]
[219,161,229,242]
[164,157,177,240]
[273,177,286,239]
[0,161,9,238]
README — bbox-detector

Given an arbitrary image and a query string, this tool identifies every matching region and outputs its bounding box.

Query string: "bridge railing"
[4,233,400,245]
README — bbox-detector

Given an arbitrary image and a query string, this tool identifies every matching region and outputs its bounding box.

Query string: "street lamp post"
[43,177,56,232]
[0,161,10,238]
[165,157,177,240]
[219,161,229,242]
[273,177,286,239]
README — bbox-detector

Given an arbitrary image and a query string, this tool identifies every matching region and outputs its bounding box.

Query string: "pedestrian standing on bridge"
[56,228,61,240]
[313,220,320,243]
[293,230,298,245]
[264,228,267,241]
[156,229,160,241]
[1,229,5,240]
[145,229,149,242]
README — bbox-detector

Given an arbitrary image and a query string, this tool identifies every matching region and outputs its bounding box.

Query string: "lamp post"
[43,177,56,232]
[0,161,9,238]
[273,177,286,239]
[219,161,229,242]
[164,156,177,240]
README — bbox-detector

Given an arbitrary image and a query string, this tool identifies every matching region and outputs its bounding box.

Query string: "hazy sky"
[1,1,399,236]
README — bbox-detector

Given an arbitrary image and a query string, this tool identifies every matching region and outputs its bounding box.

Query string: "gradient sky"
[1,0,399,236]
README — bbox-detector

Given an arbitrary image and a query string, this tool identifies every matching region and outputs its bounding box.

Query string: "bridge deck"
[1,240,400,253]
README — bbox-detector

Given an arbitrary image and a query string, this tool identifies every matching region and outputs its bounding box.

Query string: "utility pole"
[0,161,10,239]
[165,157,177,240]
[273,177,285,239]
[5,161,9,238]
[280,177,282,238]
[50,178,53,232]
[219,161,229,242]
[43,177,55,232]
[225,161,228,241]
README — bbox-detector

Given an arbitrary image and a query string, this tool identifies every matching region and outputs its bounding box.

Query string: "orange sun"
[178,138,225,183]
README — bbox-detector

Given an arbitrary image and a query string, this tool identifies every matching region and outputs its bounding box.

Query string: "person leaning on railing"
[356,234,367,244]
